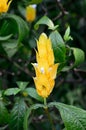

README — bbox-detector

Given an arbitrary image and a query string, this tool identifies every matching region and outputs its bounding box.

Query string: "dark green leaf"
[24,104,44,130]
[5,14,29,42]
[0,100,9,125]
[0,20,9,35]
[49,30,66,63]
[9,98,27,130]
[28,0,43,5]
[49,102,86,130]
[25,87,43,102]
[4,88,21,96]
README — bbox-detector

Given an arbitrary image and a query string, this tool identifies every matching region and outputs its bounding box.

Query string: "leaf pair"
[4,81,43,102]
[24,102,86,130]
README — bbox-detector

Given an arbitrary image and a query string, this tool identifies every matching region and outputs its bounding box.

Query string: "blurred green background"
[0,0,86,130]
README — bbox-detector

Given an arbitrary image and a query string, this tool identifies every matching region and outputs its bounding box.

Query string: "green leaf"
[0,34,12,41]
[64,26,73,42]
[61,66,72,72]
[5,14,29,42]
[72,47,85,67]
[65,26,70,37]
[0,100,9,125]
[4,88,21,96]
[28,0,42,4]
[49,102,86,130]
[61,47,85,72]
[49,30,66,63]
[34,16,56,30]
[16,81,29,90]
[0,20,9,35]
[1,40,19,58]
[25,87,43,102]
[24,104,44,130]
[9,98,27,130]
[0,91,2,98]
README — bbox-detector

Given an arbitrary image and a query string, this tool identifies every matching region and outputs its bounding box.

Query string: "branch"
[53,0,69,20]
[0,54,34,77]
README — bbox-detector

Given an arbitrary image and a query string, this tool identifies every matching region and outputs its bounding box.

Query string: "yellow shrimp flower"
[26,5,36,22]
[0,0,12,13]
[32,33,59,98]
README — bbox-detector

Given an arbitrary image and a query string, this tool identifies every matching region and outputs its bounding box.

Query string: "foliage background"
[0,0,86,130]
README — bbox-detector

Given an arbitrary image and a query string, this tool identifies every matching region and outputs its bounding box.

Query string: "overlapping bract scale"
[32,33,59,98]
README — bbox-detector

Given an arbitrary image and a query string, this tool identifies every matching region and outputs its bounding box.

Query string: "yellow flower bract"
[26,5,36,22]
[33,33,59,98]
[0,0,12,13]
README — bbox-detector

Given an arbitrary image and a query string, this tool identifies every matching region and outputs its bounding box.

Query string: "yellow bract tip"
[0,0,12,13]
[32,33,59,98]
[26,5,36,22]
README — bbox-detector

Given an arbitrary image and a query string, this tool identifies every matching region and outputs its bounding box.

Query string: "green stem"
[44,98,47,107]
[44,98,56,130]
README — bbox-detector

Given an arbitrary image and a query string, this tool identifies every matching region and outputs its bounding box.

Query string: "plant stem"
[44,98,47,107]
[44,98,56,130]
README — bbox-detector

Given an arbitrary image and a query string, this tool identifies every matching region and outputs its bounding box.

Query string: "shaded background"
[0,0,86,130]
